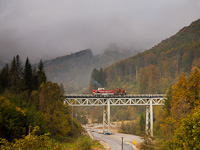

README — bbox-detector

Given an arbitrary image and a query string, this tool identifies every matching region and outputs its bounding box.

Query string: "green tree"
[164,85,173,115]
[32,67,38,91]
[37,60,47,88]
[90,68,100,90]
[168,106,200,150]
[23,57,33,92]
[9,55,23,92]
[140,114,145,134]
[0,126,52,150]
[38,82,82,139]
[0,97,26,141]
[25,106,48,135]
[99,68,107,87]
[0,64,10,93]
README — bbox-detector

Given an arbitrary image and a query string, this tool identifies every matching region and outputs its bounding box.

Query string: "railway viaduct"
[64,94,166,137]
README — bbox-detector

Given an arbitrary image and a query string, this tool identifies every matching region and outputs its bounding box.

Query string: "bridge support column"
[145,106,149,135]
[150,98,153,137]
[108,99,110,133]
[103,106,106,133]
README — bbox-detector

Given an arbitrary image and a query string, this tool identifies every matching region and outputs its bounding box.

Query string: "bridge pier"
[150,98,153,137]
[103,106,106,133]
[145,106,149,135]
[108,99,111,133]
[102,99,111,133]
[145,99,154,137]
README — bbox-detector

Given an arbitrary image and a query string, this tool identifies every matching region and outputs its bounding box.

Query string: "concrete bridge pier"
[150,98,153,137]
[102,99,111,133]
[145,99,154,137]
[103,106,106,133]
[145,105,149,135]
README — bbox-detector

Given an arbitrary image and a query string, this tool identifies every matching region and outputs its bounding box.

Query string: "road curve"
[92,132,133,150]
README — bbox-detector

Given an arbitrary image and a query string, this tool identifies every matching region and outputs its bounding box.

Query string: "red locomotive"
[92,88,113,95]
[92,88,126,95]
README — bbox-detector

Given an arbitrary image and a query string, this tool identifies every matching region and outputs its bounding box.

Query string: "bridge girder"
[64,97,165,106]
[64,94,166,137]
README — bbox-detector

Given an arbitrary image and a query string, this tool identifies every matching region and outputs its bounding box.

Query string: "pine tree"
[99,68,107,87]
[10,56,16,87]
[9,55,23,92]
[23,57,33,92]
[90,68,99,90]
[32,67,38,91]
[37,60,47,88]
[0,64,10,92]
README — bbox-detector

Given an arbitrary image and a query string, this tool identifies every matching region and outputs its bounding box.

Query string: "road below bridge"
[84,124,143,149]
[92,132,133,150]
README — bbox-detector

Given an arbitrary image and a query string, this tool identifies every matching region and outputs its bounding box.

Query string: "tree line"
[0,55,46,94]
[0,55,83,147]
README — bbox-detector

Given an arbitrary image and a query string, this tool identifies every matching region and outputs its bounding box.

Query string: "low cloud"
[0,0,200,63]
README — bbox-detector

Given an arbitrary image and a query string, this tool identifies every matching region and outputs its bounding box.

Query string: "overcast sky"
[0,0,200,63]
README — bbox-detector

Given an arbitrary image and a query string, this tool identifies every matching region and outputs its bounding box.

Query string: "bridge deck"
[64,94,166,106]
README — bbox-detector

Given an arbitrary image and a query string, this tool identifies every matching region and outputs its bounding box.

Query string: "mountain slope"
[105,19,200,94]
[44,49,136,93]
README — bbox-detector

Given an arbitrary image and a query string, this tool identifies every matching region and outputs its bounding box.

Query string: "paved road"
[109,132,143,143]
[92,132,133,150]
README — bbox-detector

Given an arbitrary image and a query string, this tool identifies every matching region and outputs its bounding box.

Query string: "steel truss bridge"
[64,94,166,137]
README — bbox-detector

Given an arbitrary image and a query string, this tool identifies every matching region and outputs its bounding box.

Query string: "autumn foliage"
[161,67,200,149]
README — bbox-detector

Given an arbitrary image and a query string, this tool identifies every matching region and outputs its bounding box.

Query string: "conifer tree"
[99,68,107,87]
[32,67,38,90]
[90,68,99,89]
[37,60,47,88]
[0,64,10,92]
[23,57,33,91]
[9,55,23,92]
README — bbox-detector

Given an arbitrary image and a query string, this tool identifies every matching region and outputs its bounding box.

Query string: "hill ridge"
[105,19,200,94]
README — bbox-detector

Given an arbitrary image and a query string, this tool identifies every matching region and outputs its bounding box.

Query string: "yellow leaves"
[16,106,26,116]
[162,68,200,143]
[168,106,200,149]
[0,126,52,150]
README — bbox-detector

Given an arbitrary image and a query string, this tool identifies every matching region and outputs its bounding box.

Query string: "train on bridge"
[92,88,126,96]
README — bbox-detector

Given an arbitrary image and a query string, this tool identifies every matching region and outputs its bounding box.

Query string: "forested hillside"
[86,19,200,143]
[0,55,84,149]
[105,19,200,94]
[44,48,136,93]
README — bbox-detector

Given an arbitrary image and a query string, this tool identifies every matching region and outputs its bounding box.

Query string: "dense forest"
[104,19,200,94]
[0,55,87,149]
[86,19,200,149]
